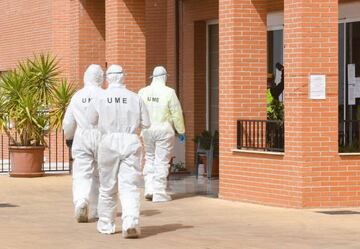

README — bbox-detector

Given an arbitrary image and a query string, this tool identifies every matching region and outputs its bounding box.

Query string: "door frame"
[206,19,219,131]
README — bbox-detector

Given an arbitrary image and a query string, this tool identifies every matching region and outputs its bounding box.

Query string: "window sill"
[339,153,360,156]
[232,149,285,156]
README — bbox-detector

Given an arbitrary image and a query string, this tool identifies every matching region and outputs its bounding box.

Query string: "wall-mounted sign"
[309,75,326,100]
[347,64,360,105]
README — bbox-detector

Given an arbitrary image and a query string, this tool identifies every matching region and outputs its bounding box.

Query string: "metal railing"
[0,130,71,173]
[237,120,284,152]
[339,120,360,153]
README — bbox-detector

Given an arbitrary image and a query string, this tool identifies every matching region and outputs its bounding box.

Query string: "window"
[339,21,360,152]
[267,26,284,121]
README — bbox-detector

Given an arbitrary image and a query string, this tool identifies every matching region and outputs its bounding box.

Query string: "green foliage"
[50,79,76,129]
[0,53,76,146]
[267,89,284,121]
[171,161,186,173]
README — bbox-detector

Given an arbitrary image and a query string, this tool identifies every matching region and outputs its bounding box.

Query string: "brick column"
[219,0,268,198]
[145,0,167,81]
[284,0,339,207]
[106,0,146,92]
[70,0,106,86]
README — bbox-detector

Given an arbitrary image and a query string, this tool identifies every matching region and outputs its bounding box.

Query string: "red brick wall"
[145,0,168,80]
[106,0,146,92]
[0,0,73,166]
[0,0,106,167]
[0,0,53,71]
[52,0,72,81]
[71,0,106,86]
[284,0,358,208]
[219,0,360,208]
[219,0,290,206]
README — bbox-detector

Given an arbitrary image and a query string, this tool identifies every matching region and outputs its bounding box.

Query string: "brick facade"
[1,0,360,208]
[106,0,146,92]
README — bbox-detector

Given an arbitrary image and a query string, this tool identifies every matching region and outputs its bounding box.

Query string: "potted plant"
[0,54,75,177]
[193,130,219,177]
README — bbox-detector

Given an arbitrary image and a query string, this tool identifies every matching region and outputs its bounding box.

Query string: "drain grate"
[317,210,360,215]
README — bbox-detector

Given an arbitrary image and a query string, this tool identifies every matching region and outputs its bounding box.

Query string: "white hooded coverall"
[138,66,185,202]
[62,64,104,220]
[87,65,151,235]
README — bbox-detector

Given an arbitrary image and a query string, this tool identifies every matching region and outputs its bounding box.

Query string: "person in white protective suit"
[62,64,104,223]
[138,66,186,202]
[87,64,151,238]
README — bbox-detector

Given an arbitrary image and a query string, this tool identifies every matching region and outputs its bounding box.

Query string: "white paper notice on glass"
[309,75,326,100]
[348,64,357,105]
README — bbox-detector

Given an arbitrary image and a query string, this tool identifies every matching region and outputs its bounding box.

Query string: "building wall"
[180,0,219,171]
[219,0,360,208]
[106,0,146,92]
[0,0,53,71]
[72,0,106,86]
[0,0,73,164]
[219,0,294,206]
[2,0,360,208]
[0,0,105,166]
[145,0,168,80]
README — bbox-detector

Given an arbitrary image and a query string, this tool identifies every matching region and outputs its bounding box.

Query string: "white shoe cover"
[122,217,140,239]
[75,201,88,223]
[144,193,153,201]
[152,193,172,203]
[97,219,116,234]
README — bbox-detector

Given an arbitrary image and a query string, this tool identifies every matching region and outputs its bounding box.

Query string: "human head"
[83,64,104,87]
[151,66,168,85]
[106,64,125,86]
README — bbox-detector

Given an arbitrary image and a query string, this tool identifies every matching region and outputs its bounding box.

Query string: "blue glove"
[178,134,186,144]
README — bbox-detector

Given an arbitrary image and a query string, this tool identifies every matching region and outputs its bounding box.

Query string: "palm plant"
[0,53,76,147]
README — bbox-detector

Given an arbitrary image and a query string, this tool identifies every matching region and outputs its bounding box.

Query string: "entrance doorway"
[206,21,219,134]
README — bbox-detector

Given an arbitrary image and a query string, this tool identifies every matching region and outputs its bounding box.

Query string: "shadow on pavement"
[171,193,197,200]
[0,203,19,208]
[171,192,218,200]
[141,209,162,217]
[316,210,360,215]
[117,209,161,217]
[140,223,194,238]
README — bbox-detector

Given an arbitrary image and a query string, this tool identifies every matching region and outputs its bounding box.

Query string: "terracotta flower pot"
[9,146,45,177]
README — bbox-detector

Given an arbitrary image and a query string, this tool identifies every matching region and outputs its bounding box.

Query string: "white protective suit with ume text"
[87,65,151,237]
[62,64,104,222]
[138,66,185,202]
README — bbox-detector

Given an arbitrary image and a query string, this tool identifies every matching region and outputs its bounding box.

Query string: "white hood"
[106,64,125,87]
[150,66,168,87]
[84,64,104,87]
